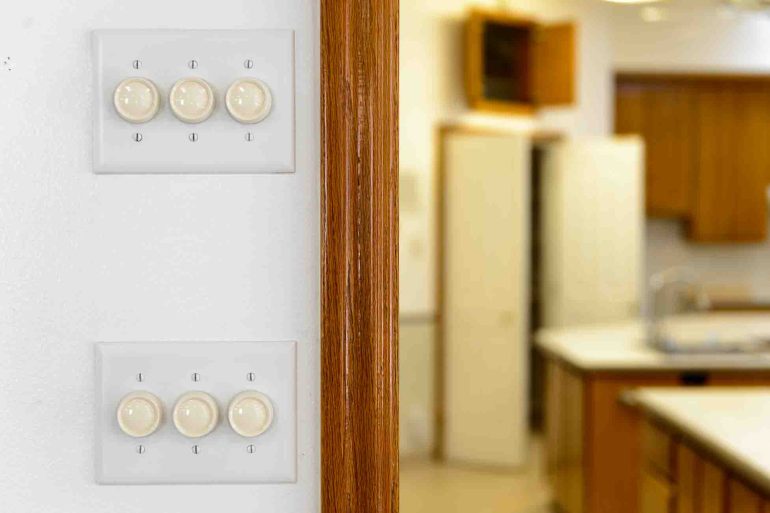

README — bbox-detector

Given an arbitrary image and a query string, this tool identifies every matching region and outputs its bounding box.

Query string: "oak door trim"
[320,1,399,513]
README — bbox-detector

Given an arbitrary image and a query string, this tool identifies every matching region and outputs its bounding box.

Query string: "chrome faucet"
[647,267,711,349]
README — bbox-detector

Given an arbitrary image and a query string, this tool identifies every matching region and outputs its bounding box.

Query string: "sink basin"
[652,313,770,354]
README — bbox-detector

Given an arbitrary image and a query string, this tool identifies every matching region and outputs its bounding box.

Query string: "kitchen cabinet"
[689,83,770,242]
[539,137,644,327]
[638,416,769,513]
[615,80,696,218]
[542,354,770,513]
[465,9,575,114]
[439,126,531,466]
[615,74,770,242]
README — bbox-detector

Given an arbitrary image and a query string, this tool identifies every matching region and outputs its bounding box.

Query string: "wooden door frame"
[320,1,399,512]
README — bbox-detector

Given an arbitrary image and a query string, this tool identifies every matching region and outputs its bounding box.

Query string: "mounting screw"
[188,133,198,143]
[192,445,200,455]
[132,59,141,70]
[191,372,200,382]
[244,59,254,69]
[245,132,254,142]
[247,444,256,454]
[188,59,198,69]
[137,445,146,454]
[136,373,144,382]
[132,133,143,142]
[247,372,256,382]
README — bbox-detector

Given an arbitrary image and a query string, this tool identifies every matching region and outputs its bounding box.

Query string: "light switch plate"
[95,341,296,484]
[92,30,294,174]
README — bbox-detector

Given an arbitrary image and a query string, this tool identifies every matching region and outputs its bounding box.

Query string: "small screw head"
[245,132,254,142]
[188,59,198,69]
[132,59,141,70]
[137,445,145,454]
[244,59,254,69]
[192,445,200,455]
[133,133,143,142]
[188,133,198,143]
[191,372,200,382]
[247,444,256,454]
[247,372,256,382]
[136,373,144,382]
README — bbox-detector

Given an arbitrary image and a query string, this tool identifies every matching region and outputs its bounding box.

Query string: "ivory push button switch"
[169,77,215,123]
[116,391,163,437]
[225,78,272,124]
[228,390,274,437]
[172,391,219,438]
[113,78,160,123]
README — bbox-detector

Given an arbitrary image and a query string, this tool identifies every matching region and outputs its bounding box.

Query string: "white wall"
[0,2,319,512]
[609,0,770,299]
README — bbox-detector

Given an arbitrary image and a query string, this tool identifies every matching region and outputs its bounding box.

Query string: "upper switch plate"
[92,30,294,174]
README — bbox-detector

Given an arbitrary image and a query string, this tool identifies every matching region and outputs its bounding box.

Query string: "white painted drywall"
[0,1,319,511]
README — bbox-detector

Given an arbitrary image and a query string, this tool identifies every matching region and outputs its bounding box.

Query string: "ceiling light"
[641,6,669,21]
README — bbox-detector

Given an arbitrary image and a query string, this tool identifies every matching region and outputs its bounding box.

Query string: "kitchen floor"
[400,438,552,513]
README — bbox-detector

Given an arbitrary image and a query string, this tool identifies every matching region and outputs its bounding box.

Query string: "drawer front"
[640,471,674,513]
[643,421,674,478]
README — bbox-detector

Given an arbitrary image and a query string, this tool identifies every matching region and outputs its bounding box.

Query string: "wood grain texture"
[321,1,399,512]
[728,479,764,513]
[615,78,696,217]
[689,82,769,242]
[533,22,575,106]
[615,73,770,241]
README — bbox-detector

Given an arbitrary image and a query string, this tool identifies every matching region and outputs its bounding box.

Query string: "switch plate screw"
[244,59,254,69]
[191,372,200,382]
[132,59,141,70]
[247,372,256,382]
[245,132,254,142]
[247,444,256,454]
[188,59,198,69]
[189,133,198,143]
[137,445,145,454]
[136,373,144,382]
[133,133,143,142]
[192,445,200,455]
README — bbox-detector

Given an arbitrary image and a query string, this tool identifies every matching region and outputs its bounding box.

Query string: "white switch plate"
[92,30,295,174]
[95,341,296,484]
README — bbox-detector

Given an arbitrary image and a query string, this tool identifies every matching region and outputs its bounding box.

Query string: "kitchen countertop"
[535,318,770,372]
[630,388,770,496]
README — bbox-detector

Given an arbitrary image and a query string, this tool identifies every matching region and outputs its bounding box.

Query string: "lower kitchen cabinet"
[639,417,768,513]
[543,357,770,513]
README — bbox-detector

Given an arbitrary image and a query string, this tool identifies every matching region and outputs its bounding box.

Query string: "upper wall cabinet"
[615,79,696,218]
[465,9,576,115]
[615,74,770,243]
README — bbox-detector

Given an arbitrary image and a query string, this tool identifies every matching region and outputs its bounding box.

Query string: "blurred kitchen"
[399,1,770,513]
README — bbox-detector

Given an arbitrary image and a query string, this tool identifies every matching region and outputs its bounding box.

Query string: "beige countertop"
[535,316,770,372]
[630,388,770,496]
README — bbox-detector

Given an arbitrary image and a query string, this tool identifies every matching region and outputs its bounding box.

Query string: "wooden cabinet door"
[702,459,725,513]
[676,444,702,513]
[728,479,763,513]
[640,472,673,513]
[615,80,696,218]
[689,83,770,242]
[533,23,575,106]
